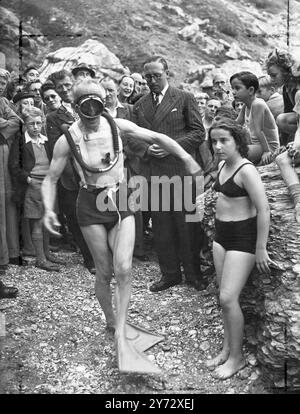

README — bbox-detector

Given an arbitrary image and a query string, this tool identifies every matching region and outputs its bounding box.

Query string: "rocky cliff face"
[1,0,300,81]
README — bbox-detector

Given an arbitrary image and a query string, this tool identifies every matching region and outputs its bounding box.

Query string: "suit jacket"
[9,130,52,205]
[130,86,205,178]
[46,105,79,190]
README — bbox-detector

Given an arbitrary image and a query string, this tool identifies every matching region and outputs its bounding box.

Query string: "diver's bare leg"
[80,224,115,329]
[108,216,135,341]
[108,216,160,373]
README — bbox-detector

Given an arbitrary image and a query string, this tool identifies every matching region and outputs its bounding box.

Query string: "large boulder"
[39,39,127,82]
[201,163,300,391]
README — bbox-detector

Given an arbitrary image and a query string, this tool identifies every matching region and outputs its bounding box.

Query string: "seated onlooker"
[266,48,300,223]
[9,107,62,272]
[257,74,284,120]
[230,71,280,165]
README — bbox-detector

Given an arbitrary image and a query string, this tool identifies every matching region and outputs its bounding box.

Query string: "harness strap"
[60,112,120,174]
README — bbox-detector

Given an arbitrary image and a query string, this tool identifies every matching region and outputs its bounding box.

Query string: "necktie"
[153,93,160,106]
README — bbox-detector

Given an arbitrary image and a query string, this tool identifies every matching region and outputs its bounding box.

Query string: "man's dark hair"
[230,71,259,93]
[143,55,168,71]
[47,69,73,87]
[40,80,57,99]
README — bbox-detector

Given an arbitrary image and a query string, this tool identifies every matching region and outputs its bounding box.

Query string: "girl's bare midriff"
[216,193,256,221]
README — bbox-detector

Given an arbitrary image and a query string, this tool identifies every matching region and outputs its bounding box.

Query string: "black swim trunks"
[214,216,257,254]
[76,185,134,230]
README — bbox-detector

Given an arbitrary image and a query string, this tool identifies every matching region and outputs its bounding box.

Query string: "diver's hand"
[43,211,61,237]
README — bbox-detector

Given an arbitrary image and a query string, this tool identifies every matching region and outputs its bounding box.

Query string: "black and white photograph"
[0,0,299,397]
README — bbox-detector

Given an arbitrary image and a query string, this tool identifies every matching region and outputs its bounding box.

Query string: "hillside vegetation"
[0,0,297,81]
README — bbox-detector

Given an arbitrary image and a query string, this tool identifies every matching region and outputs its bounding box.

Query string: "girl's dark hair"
[230,71,259,92]
[265,48,300,83]
[265,49,292,72]
[208,119,249,158]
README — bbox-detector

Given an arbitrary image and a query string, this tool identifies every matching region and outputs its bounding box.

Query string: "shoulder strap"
[231,162,254,178]
[217,161,226,176]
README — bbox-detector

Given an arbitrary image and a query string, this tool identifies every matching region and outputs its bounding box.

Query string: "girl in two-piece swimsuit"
[205,119,273,380]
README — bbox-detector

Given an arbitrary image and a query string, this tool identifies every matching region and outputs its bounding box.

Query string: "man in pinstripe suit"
[131,56,207,292]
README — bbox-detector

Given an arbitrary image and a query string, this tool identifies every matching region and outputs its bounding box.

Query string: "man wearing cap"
[42,78,201,373]
[71,64,96,81]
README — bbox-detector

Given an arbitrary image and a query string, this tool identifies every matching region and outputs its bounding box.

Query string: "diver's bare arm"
[41,136,70,235]
[115,118,201,175]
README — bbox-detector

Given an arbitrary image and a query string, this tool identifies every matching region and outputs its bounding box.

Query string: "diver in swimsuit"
[41,78,201,374]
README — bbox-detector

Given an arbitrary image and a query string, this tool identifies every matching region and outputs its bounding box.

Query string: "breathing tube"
[61,111,120,174]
